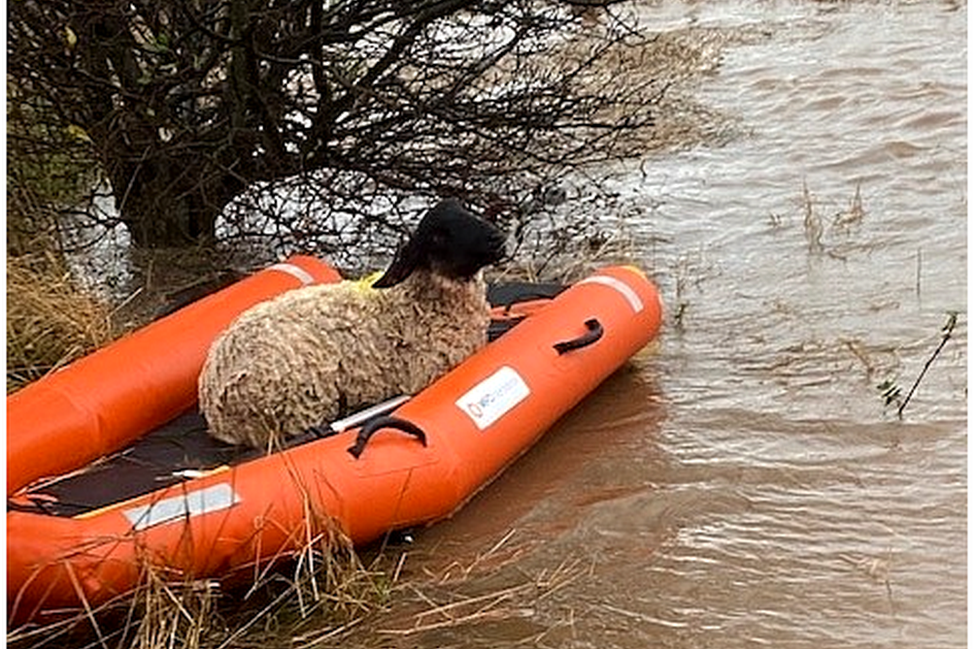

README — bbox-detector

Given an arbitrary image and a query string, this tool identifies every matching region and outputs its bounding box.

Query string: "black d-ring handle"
[348,415,427,459]
[553,318,604,355]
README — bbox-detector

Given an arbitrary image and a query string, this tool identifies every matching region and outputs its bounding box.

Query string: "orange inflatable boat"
[7,260,663,626]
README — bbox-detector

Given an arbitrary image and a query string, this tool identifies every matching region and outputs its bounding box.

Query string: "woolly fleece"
[198,271,490,448]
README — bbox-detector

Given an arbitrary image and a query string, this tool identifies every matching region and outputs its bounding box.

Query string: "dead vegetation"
[797,181,868,258]
[7,521,588,649]
[8,510,390,649]
[6,142,122,393]
[6,253,118,393]
[354,528,586,646]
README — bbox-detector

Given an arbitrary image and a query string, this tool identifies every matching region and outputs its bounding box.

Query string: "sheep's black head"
[373,199,507,288]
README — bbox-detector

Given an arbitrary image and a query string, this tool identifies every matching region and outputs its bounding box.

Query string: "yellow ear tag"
[351,270,386,293]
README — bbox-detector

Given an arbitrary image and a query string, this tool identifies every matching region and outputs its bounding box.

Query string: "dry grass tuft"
[7,511,393,649]
[6,253,119,393]
[221,509,390,649]
[125,570,220,649]
[153,505,393,649]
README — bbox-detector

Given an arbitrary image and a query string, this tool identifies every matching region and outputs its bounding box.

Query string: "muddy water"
[344,3,968,648]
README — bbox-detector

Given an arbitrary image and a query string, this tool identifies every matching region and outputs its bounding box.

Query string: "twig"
[897,311,958,419]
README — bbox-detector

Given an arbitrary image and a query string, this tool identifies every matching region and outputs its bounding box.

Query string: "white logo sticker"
[456,366,530,430]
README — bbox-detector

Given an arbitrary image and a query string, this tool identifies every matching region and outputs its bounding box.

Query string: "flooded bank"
[338,2,967,648]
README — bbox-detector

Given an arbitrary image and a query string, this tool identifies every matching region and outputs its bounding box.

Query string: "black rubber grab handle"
[553,318,604,355]
[348,415,427,459]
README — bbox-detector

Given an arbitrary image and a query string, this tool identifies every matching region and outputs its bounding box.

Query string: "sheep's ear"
[372,238,423,288]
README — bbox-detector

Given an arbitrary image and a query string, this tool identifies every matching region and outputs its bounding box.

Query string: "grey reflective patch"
[124,483,240,531]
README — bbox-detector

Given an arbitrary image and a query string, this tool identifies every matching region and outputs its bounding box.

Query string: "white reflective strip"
[124,483,240,531]
[577,275,644,313]
[268,262,316,286]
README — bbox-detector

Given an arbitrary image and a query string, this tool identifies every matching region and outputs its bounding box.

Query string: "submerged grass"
[364,528,585,644]
[796,181,869,260]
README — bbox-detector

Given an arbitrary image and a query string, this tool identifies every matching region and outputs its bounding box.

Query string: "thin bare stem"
[897,311,958,419]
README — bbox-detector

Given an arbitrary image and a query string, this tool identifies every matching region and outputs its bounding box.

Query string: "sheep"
[198,198,507,449]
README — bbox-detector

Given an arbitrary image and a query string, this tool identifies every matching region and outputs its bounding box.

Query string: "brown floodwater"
[336,2,968,648]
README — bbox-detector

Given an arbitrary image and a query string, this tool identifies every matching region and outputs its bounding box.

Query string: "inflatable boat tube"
[7,264,663,626]
[6,256,341,496]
